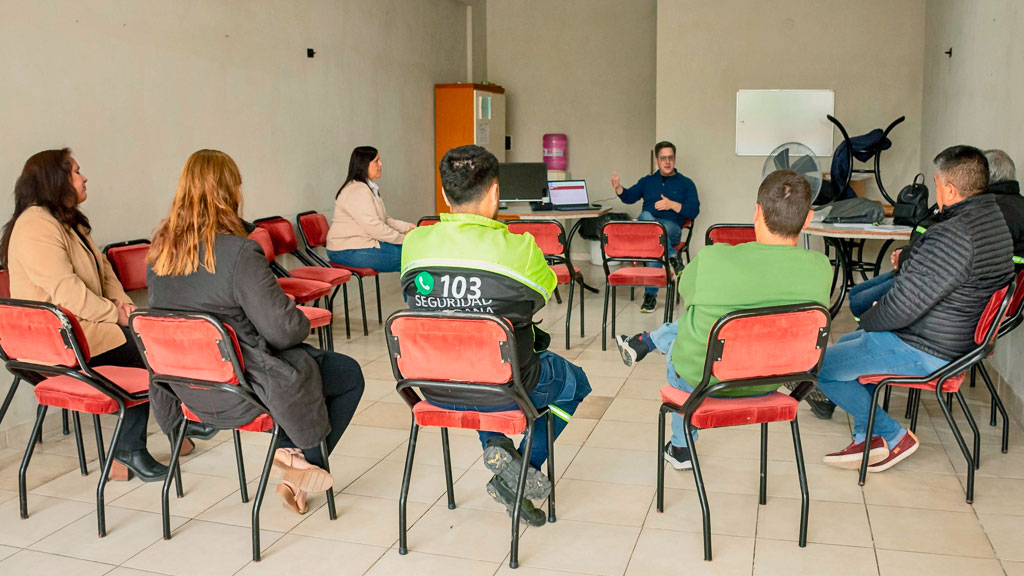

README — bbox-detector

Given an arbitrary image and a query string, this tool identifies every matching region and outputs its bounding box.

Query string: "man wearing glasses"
[611,141,700,313]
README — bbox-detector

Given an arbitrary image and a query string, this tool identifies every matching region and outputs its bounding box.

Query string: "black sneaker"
[482,437,551,500]
[615,334,650,367]
[805,396,836,420]
[664,442,693,471]
[640,294,657,313]
[669,255,684,273]
[486,475,547,527]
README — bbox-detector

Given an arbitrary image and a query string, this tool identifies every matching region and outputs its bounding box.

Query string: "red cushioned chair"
[507,220,585,350]
[296,211,382,337]
[103,239,151,292]
[859,281,1015,503]
[600,221,675,350]
[248,228,334,349]
[385,310,556,570]
[672,218,696,270]
[656,303,831,561]
[417,215,441,227]
[970,269,1024,453]
[0,299,151,537]
[704,223,756,246]
[129,310,337,562]
[253,217,353,339]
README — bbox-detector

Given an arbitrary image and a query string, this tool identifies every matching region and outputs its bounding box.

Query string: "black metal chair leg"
[92,415,105,464]
[72,411,89,476]
[601,283,611,351]
[954,392,981,470]
[97,408,127,537]
[553,286,562,304]
[970,364,977,388]
[320,441,337,520]
[685,417,713,561]
[978,362,1010,453]
[935,384,974,502]
[610,286,617,346]
[578,276,585,338]
[162,420,188,539]
[62,408,69,436]
[0,377,21,429]
[859,384,887,486]
[509,423,535,569]
[19,405,47,519]
[546,413,556,522]
[342,283,351,340]
[441,428,455,510]
[564,279,575,350]
[909,390,922,433]
[356,276,368,336]
[252,427,281,562]
[791,417,809,547]
[656,407,667,512]
[374,276,382,325]
[233,430,249,503]
[398,422,419,555]
[759,423,768,505]
[882,385,892,412]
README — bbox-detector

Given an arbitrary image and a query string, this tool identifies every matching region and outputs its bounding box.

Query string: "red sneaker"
[868,431,918,472]
[822,436,888,469]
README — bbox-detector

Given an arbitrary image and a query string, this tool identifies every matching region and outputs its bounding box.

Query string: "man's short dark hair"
[757,170,812,238]
[933,145,989,198]
[654,141,676,158]
[439,145,499,205]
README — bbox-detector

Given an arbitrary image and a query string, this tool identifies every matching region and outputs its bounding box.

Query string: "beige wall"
[657,0,926,246]
[486,0,657,216]
[0,0,467,445]
[920,0,1024,403]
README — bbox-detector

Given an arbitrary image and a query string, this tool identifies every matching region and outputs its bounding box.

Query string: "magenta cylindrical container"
[542,133,567,171]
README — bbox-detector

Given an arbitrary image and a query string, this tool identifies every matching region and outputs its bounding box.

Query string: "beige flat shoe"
[271,448,334,493]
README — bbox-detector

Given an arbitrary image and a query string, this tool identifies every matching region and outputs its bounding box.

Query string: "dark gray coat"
[146,234,329,448]
[861,194,1014,360]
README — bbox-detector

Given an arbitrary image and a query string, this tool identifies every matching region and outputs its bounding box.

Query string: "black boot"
[185,421,220,441]
[113,449,169,482]
[486,475,547,527]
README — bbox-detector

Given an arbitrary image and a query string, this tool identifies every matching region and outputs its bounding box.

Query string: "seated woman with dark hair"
[326,146,414,272]
[0,148,172,481]
[146,149,364,514]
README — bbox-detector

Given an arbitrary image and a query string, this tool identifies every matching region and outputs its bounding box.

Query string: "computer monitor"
[498,162,548,203]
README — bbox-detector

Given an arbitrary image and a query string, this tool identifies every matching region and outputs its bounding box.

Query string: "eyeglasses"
[657,156,675,161]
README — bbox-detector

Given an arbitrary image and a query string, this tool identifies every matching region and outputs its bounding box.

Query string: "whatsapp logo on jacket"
[414,271,434,295]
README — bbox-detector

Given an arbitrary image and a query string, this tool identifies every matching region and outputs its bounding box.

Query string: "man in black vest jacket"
[816,145,1014,473]
[984,149,1024,270]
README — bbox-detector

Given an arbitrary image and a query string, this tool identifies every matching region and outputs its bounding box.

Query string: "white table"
[801,221,912,317]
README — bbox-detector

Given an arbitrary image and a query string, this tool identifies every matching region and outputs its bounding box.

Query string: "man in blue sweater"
[611,141,700,313]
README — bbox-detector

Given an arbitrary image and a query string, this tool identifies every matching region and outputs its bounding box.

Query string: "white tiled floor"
[1,262,1023,575]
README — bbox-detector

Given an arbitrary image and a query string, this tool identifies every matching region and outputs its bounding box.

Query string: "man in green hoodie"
[401,145,591,527]
[616,170,832,470]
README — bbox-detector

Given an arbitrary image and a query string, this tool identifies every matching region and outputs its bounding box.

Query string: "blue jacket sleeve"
[619,177,644,205]
[679,181,700,221]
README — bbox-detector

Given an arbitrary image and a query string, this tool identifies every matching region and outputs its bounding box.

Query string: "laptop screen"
[548,180,589,206]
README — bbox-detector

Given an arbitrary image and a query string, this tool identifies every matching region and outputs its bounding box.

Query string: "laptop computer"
[548,180,598,211]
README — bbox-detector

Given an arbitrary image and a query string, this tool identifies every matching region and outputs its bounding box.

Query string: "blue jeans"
[638,211,682,297]
[428,351,591,470]
[649,320,698,447]
[816,330,946,446]
[327,242,402,272]
[848,271,896,318]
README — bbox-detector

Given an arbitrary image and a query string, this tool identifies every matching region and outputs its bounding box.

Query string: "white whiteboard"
[735,90,835,156]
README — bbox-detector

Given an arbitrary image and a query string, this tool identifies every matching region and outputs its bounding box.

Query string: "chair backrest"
[386,311,516,386]
[601,221,667,260]
[130,311,245,385]
[704,304,830,386]
[248,228,276,263]
[417,216,442,227]
[0,299,90,367]
[705,224,756,246]
[104,239,151,291]
[254,216,300,257]
[1002,270,1024,330]
[974,281,1015,349]
[507,220,567,259]
[0,269,9,299]
[296,211,330,250]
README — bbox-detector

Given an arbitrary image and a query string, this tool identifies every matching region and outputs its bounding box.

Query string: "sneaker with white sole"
[822,436,888,469]
[615,334,650,367]
[640,293,657,313]
[664,442,693,470]
[868,430,918,472]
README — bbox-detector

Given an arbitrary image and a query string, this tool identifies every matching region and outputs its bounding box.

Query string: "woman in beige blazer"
[0,149,175,481]
[326,146,414,272]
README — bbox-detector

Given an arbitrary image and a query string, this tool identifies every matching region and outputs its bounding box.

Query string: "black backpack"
[893,173,930,227]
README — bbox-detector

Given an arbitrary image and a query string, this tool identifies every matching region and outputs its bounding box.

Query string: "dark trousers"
[89,327,149,452]
[277,347,365,468]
